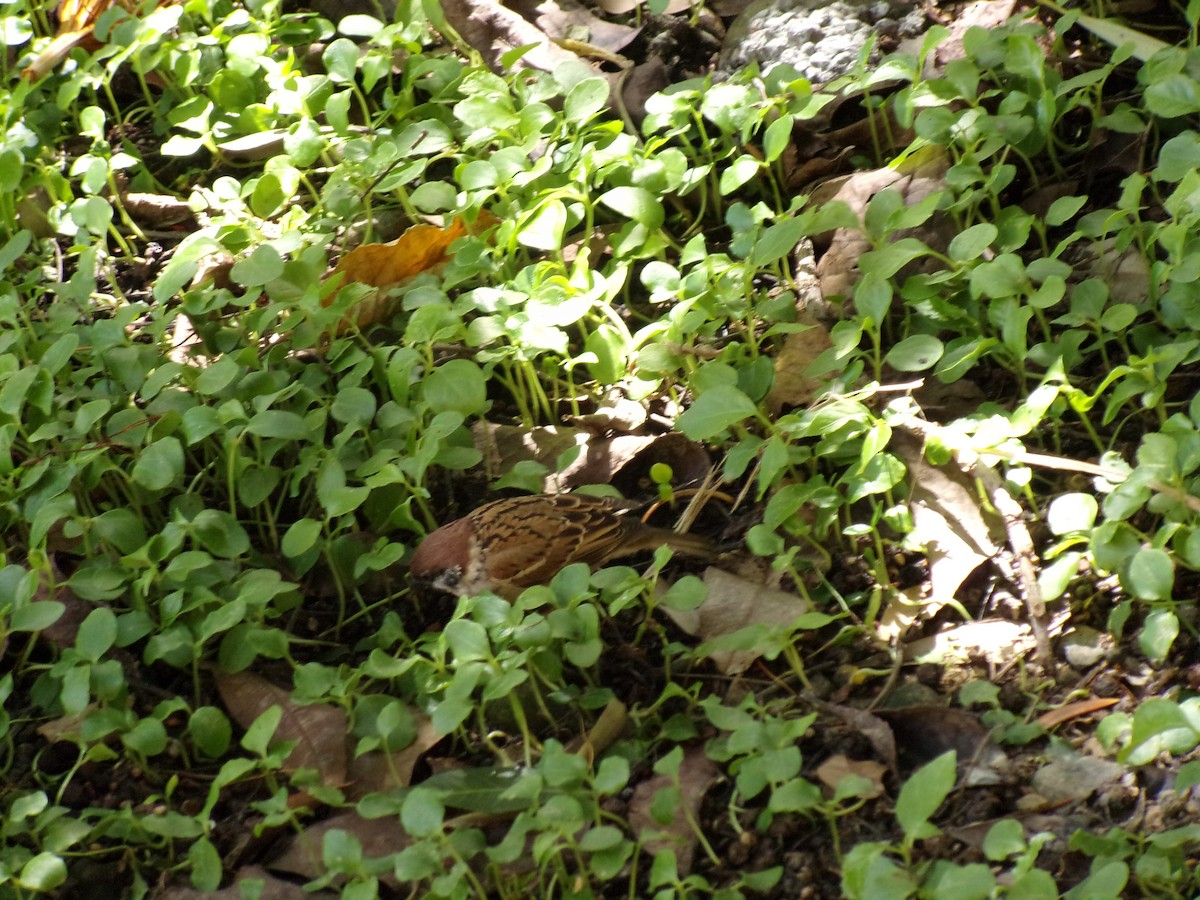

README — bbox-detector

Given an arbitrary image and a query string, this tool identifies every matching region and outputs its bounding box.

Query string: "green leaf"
[676,385,758,440]
[885,334,943,372]
[895,750,956,841]
[76,607,118,662]
[401,787,445,837]
[763,114,793,162]
[242,705,283,757]
[518,198,568,250]
[924,861,995,900]
[1046,493,1098,535]
[189,706,233,757]
[122,717,168,755]
[1138,608,1179,663]
[855,271,891,322]
[948,223,996,262]
[1045,195,1086,226]
[1121,547,1174,600]
[132,437,184,491]
[1156,132,1200,182]
[188,837,223,892]
[19,853,67,891]
[563,77,609,124]
[1145,73,1200,118]
[192,509,251,558]
[598,186,664,229]
[982,818,1026,861]
[751,216,809,266]
[423,359,487,416]
[1122,698,1200,765]
[444,619,490,661]
[323,37,359,81]
[10,601,65,632]
[246,410,310,440]
[282,518,322,557]
[231,244,284,287]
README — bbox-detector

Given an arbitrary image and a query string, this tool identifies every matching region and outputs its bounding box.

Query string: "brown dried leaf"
[439,0,588,74]
[904,619,1035,666]
[157,866,334,900]
[23,0,175,81]
[617,59,670,127]
[663,567,811,674]
[1035,697,1119,731]
[328,213,496,334]
[122,192,195,228]
[509,0,640,54]
[628,745,718,874]
[345,710,444,799]
[216,671,348,788]
[815,146,949,301]
[933,0,1019,66]
[766,308,833,413]
[333,217,469,290]
[816,755,887,799]
[269,813,411,882]
[817,702,898,771]
[892,430,1002,616]
[568,698,627,763]
[218,131,289,162]
[37,707,95,743]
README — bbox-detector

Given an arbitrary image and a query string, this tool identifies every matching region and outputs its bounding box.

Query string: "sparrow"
[409,493,714,598]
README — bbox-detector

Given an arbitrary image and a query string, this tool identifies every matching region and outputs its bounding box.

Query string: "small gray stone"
[719,0,926,84]
[1032,755,1125,804]
[1060,625,1114,669]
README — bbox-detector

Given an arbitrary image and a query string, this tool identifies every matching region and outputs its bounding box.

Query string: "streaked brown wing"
[470,495,627,588]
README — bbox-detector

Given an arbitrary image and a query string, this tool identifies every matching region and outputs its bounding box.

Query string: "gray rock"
[718,0,925,84]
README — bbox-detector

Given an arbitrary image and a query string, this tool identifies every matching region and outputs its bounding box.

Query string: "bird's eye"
[434,568,461,591]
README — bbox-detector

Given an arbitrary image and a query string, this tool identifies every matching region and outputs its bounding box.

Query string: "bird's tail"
[661,530,717,558]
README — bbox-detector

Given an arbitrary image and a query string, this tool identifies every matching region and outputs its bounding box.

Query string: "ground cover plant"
[4,0,1200,896]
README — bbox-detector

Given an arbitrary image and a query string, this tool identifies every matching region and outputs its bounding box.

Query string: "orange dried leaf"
[326,212,496,334]
[24,0,160,81]
[1035,697,1119,731]
[59,0,125,32]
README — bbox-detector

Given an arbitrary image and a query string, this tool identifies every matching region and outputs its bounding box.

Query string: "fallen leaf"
[664,567,812,674]
[345,710,444,799]
[510,0,640,54]
[328,213,496,334]
[567,698,627,763]
[122,192,195,228]
[157,865,336,899]
[816,755,887,799]
[933,0,1018,65]
[816,702,898,771]
[23,0,177,81]
[767,308,834,413]
[216,671,348,788]
[439,0,587,74]
[815,146,950,302]
[269,813,411,882]
[892,430,1003,617]
[217,131,289,161]
[1035,697,1119,731]
[628,745,718,874]
[904,619,1034,666]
